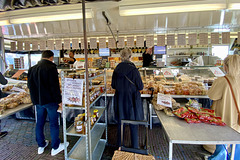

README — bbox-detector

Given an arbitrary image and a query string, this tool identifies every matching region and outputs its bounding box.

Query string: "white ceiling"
[1,0,240,41]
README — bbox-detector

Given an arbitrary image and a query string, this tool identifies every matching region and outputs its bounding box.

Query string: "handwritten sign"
[127,36,134,48]
[146,35,154,47]
[222,32,230,44]
[24,41,30,51]
[55,40,62,50]
[63,78,84,106]
[90,38,97,49]
[32,41,39,51]
[177,34,186,46]
[136,36,144,47]
[157,35,165,46]
[209,67,225,77]
[17,41,23,51]
[167,34,175,46]
[211,33,219,44]
[99,38,106,48]
[157,93,172,108]
[199,33,208,45]
[71,39,79,49]
[162,68,174,78]
[47,40,54,50]
[39,40,46,50]
[188,33,197,45]
[108,38,116,48]
[64,39,71,50]
[11,42,16,51]
[117,37,125,48]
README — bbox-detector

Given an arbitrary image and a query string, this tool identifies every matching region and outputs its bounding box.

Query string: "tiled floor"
[0,117,210,160]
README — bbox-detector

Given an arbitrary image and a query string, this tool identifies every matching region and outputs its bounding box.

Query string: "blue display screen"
[99,48,110,56]
[154,46,166,54]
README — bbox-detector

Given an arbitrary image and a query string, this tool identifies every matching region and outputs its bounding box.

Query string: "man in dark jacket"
[0,72,8,138]
[28,50,68,156]
[111,48,144,149]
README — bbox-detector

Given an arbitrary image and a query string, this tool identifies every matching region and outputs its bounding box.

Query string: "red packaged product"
[184,118,202,123]
[196,113,212,121]
[200,108,215,116]
[188,107,200,114]
[173,107,191,119]
[185,113,198,119]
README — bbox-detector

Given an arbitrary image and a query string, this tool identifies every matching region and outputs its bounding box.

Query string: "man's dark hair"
[70,50,75,55]
[42,50,54,58]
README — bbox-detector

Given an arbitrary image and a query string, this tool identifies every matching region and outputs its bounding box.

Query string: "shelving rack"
[61,69,107,160]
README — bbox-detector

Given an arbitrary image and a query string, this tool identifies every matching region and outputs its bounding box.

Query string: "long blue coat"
[111,61,144,122]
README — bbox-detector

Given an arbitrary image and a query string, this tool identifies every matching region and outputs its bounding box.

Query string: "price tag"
[162,68,174,78]
[199,33,208,45]
[209,67,225,77]
[157,93,172,108]
[127,36,134,47]
[63,78,84,106]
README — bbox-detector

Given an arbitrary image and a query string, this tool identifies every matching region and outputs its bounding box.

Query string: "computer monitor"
[153,46,166,55]
[99,48,110,57]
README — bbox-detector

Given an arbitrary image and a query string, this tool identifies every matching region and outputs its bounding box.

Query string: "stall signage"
[63,78,84,106]
[238,32,240,44]
[64,39,71,50]
[136,36,144,47]
[222,32,230,44]
[127,37,134,47]
[157,93,172,108]
[17,41,23,51]
[188,33,197,45]
[157,35,165,46]
[24,41,30,51]
[99,38,106,48]
[39,40,46,50]
[146,35,154,47]
[108,38,116,48]
[211,33,219,44]
[167,34,175,46]
[209,67,225,77]
[162,68,174,78]
[32,41,39,51]
[72,39,79,49]
[11,42,16,51]
[90,38,97,49]
[199,33,208,45]
[117,37,125,48]
[81,39,85,49]
[177,34,186,46]
[55,40,62,50]
[47,40,54,50]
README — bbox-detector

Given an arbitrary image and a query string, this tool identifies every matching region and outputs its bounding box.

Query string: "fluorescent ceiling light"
[228,3,240,10]
[213,28,230,32]
[120,2,226,16]
[10,9,93,24]
[0,20,10,26]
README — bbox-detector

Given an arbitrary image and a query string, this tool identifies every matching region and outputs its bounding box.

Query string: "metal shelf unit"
[62,69,107,160]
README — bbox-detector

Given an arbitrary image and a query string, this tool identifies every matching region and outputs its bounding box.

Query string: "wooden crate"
[112,150,155,160]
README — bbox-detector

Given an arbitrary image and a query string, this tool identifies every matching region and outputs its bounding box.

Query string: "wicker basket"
[112,150,155,160]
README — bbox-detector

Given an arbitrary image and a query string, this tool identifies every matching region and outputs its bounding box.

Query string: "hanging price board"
[24,41,30,51]
[157,93,172,108]
[188,33,197,45]
[177,34,186,46]
[167,34,175,46]
[136,36,144,47]
[108,38,116,48]
[209,67,225,77]
[157,35,165,46]
[117,37,125,48]
[90,38,97,49]
[238,32,240,44]
[199,33,208,45]
[55,40,62,50]
[211,33,219,44]
[222,32,230,44]
[72,39,79,49]
[146,35,154,47]
[162,68,174,78]
[64,39,71,50]
[80,39,85,49]
[39,40,46,50]
[17,41,23,51]
[11,42,16,51]
[47,40,54,50]
[99,38,106,48]
[32,41,39,51]
[63,78,84,106]
[127,36,134,48]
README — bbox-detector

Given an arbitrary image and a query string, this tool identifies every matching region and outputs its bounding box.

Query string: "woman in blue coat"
[111,48,144,149]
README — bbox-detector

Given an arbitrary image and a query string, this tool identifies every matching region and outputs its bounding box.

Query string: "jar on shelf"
[92,115,97,122]
[93,109,99,119]
[75,121,84,134]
